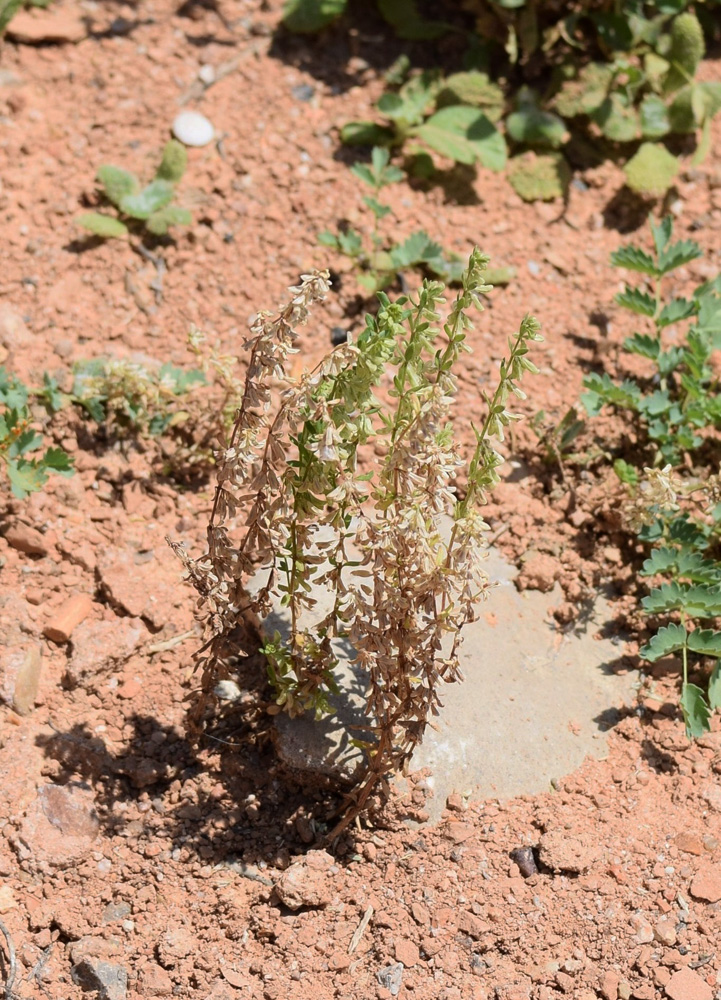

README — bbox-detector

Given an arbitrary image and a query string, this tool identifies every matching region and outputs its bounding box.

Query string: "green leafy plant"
[335,3,720,200]
[76,141,192,240]
[341,69,507,178]
[529,406,586,475]
[582,216,721,737]
[172,252,541,829]
[581,217,721,467]
[626,467,721,737]
[319,147,467,294]
[70,358,206,437]
[0,368,73,498]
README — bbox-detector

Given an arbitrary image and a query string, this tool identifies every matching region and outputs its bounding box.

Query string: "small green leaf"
[680,682,712,739]
[145,205,192,236]
[687,630,721,658]
[624,333,660,359]
[120,179,174,220]
[317,231,340,249]
[507,151,570,202]
[437,72,504,121]
[155,140,187,184]
[616,286,655,317]
[657,297,696,327]
[282,0,346,32]
[650,217,672,255]
[624,142,679,198]
[592,94,640,143]
[417,107,506,170]
[640,623,687,662]
[42,447,74,474]
[657,238,703,275]
[611,244,658,277]
[614,458,638,485]
[96,165,139,208]
[506,89,568,149]
[6,460,46,498]
[75,213,129,239]
[640,94,671,139]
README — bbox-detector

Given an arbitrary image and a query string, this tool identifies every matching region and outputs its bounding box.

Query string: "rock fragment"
[274,850,336,910]
[377,963,403,997]
[4,522,49,556]
[689,866,721,903]
[7,7,88,43]
[71,959,128,1000]
[0,643,42,714]
[43,594,94,643]
[664,967,712,1000]
[13,782,100,870]
[538,829,600,873]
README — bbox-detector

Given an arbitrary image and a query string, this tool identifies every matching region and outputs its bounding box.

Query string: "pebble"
[664,967,712,1000]
[395,938,419,968]
[72,959,127,1000]
[689,867,721,903]
[139,963,173,996]
[274,850,335,910]
[5,522,49,557]
[0,644,42,715]
[172,111,215,147]
[538,829,599,874]
[654,919,677,946]
[198,64,215,85]
[214,679,242,701]
[510,846,538,878]
[674,833,705,856]
[6,8,87,43]
[291,83,315,103]
[527,260,541,276]
[377,963,403,997]
[43,593,94,643]
[13,782,99,870]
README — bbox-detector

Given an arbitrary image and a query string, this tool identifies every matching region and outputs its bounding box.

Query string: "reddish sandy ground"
[1,2,721,999]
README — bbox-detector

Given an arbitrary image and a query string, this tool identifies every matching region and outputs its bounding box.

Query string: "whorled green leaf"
[96,165,139,208]
[75,213,129,239]
[680,681,712,738]
[282,0,346,32]
[155,140,188,184]
[389,230,442,269]
[623,142,679,198]
[416,107,507,170]
[507,151,570,202]
[145,205,192,236]
[642,582,721,617]
[119,179,174,220]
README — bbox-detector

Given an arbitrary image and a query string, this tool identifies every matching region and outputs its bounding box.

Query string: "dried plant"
[171,252,541,831]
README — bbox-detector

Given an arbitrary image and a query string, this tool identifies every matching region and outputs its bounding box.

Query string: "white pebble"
[198,64,215,85]
[214,679,242,702]
[172,111,215,147]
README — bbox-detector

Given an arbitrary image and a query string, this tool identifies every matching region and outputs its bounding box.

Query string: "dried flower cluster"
[171,252,541,828]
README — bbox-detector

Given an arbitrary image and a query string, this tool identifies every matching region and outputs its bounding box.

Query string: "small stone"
[634,921,654,944]
[444,821,474,844]
[13,782,99,870]
[689,866,721,903]
[377,963,403,997]
[395,939,419,968]
[291,83,315,102]
[172,111,215,147]
[675,833,705,856]
[538,829,599,874]
[139,963,173,996]
[555,971,575,993]
[527,260,541,276]
[274,850,335,910]
[43,594,94,643]
[198,64,215,85]
[102,902,131,924]
[71,959,127,1000]
[599,969,620,1000]
[6,7,88,43]
[0,644,42,715]
[446,793,464,812]
[5,522,49,556]
[664,967,713,1000]
[157,926,198,967]
[0,885,16,913]
[0,303,34,350]
[214,679,242,701]
[510,846,538,878]
[654,919,677,946]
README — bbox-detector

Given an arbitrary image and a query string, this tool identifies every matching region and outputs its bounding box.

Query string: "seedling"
[319,147,467,295]
[76,141,192,240]
[0,368,73,498]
